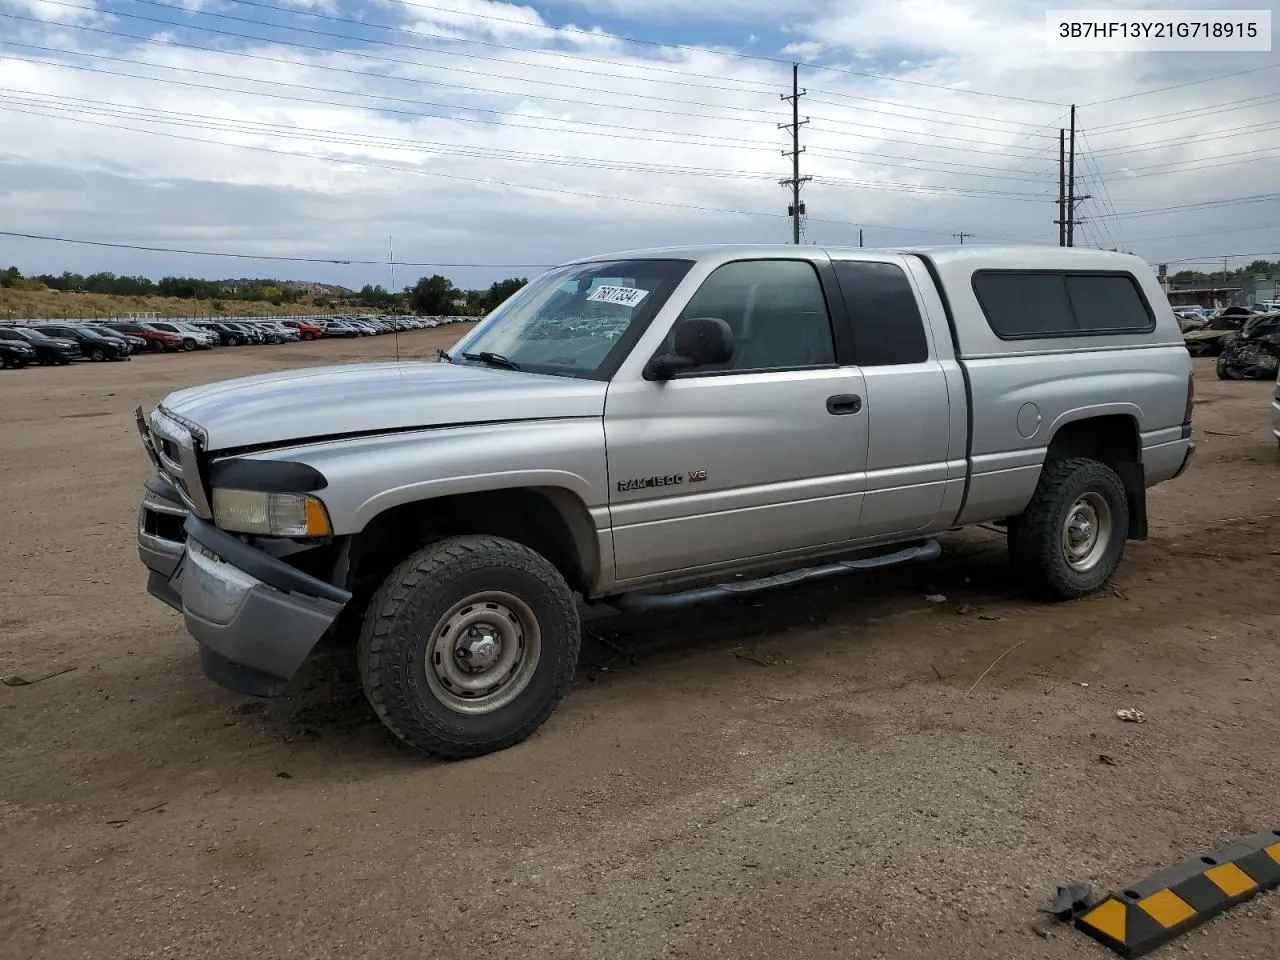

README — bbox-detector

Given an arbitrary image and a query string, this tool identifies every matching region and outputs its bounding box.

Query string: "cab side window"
[667,259,836,374]
[831,261,929,366]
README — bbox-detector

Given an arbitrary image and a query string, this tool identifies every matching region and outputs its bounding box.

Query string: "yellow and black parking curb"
[1076,829,1280,957]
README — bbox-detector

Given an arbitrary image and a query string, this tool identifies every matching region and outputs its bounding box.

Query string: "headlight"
[211,488,332,537]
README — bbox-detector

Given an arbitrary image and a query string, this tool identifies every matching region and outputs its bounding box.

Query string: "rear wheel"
[1007,457,1129,601]
[357,535,581,760]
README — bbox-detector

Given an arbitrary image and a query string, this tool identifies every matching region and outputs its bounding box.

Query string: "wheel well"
[344,487,598,602]
[1044,415,1147,540]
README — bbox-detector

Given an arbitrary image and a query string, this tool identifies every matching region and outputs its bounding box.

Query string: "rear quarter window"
[972,270,1156,339]
[831,260,929,365]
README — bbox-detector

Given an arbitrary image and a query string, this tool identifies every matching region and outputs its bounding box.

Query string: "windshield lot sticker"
[587,285,649,308]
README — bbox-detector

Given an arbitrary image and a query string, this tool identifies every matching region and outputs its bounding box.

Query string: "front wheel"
[1007,457,1129,601]
[357,535,581,760]
[301,332,314,341]
[182,338,196,351]
[89,346,106,362]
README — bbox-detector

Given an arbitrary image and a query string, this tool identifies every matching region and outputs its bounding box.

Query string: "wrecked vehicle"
[134,245,1195,760]
[1184,312,1251,356]
[1216,314,1280,380]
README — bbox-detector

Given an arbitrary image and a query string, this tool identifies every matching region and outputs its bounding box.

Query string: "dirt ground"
[1,332,1278,960]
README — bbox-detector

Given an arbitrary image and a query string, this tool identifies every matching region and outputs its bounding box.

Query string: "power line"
[1117,222,1280,244]
[806,121,1044,155]
[15,3,1060,159]
[1082,63,1280,106]
[1,27,1051,165]
[1088,193,1280,221]
[0,45,783,152]
[14,2,778,100]
[1086,92,1280,134]
[1086,120,1280,158]
[804,90,1056,131]
[0,36,782,137]
[114,0,784,94]
[346,0,1062,106]
[182,0,1065,106]
[1076,126,1127,251]
[0,100,1048,246]
[1164,251,1280,264]
[0,90,1059,203]
[0,230,553,267]
[1,47,1068,186]
[1095,148,1280,179]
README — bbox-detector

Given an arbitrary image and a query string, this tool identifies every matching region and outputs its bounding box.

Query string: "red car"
[103,322,183,353]
[282,320,324,341]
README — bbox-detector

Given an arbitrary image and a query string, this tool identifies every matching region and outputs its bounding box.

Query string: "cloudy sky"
[0,0,1277,290]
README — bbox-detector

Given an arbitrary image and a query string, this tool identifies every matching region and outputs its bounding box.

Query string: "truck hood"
[159,360,608,451]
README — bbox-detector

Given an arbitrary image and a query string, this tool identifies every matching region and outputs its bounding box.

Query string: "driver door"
[603,256,870,585]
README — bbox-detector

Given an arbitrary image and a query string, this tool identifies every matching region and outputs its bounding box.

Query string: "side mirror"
[643,316,734,381]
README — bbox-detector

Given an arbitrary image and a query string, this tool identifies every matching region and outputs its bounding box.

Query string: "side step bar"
[604,539,942,614]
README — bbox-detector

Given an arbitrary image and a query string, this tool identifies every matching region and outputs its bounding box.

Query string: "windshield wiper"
[463,351,521,371]
[436,348,452,362]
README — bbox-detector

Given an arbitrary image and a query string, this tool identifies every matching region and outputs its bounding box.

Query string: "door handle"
[826,394,862,415]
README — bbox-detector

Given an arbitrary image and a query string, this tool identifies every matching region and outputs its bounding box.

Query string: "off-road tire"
[357,535,581,760]
[1007,457,1129,601]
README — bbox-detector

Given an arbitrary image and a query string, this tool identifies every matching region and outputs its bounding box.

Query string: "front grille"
[144,408,212,518]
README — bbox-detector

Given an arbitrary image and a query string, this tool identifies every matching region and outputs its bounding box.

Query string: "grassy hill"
[0,287,348,322]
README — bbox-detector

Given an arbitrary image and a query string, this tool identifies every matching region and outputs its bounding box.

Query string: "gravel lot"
[1,331,1278,960]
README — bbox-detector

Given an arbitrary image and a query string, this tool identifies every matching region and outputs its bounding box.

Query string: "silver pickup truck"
[135,244,1195,759]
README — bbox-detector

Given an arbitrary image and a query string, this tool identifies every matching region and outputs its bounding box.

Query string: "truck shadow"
[269,530,1017,749]
[576,530,1016,680]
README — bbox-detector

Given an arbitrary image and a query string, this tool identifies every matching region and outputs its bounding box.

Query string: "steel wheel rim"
[1062,492,1112,572]
[423,591,541,715]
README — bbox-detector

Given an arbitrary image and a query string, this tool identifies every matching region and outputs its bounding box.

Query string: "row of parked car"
[0,314,472,368]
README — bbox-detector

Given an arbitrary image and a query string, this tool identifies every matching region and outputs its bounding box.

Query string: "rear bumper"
[1172,440,1196,480]
[138,476,350,696]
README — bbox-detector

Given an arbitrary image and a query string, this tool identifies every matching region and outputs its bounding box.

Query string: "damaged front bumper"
[138,475,350,697]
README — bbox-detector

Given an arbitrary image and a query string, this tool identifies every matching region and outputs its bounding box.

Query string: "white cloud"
[780,41,825,60]
[4,0,100,22]
[0,0,1277,288]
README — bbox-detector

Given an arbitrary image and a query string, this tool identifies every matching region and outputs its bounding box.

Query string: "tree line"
[1167,259,1280,286]
[1,266,530,316]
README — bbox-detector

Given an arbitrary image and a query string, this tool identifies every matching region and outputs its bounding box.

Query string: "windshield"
[15,327,50,340]
[449,258,693,379]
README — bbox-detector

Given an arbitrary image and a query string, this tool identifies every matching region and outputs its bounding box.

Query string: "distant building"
[1165,286,1242,309]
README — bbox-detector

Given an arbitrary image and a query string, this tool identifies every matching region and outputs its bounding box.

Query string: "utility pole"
[858,228,863,248]
[779,63,811,245]
[1067,105,1076,246]
[1057,128,1066,246]
[1059,105,1090,248]
[953,231,974,245]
